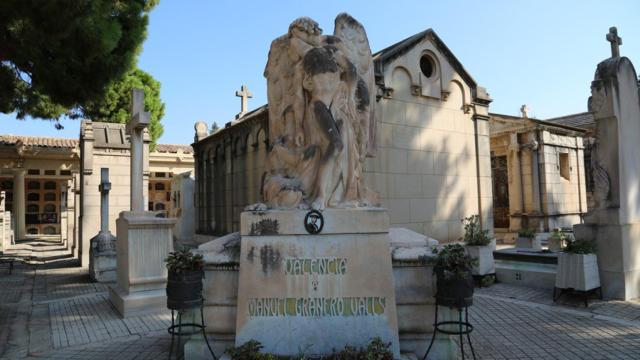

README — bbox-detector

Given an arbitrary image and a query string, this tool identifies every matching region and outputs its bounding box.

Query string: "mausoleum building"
[489,111,588,234]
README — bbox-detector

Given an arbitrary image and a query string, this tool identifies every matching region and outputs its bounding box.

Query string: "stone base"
[236,208,400,358]
[108,285,166,318]
[574,222,640,300]
[110,211,176,317]
[494,249,558,289]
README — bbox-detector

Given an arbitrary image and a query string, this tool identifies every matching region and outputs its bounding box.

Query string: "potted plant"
[548,228,567,252]
[462,215,495,276]
[516,227,541,250]
[165,247,205,310]
[431,244,476,308]
[555,237,600,293]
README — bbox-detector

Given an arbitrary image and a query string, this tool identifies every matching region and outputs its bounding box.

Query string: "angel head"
[288,17,322,46]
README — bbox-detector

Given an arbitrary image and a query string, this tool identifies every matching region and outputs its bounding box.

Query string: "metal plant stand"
[423,299,477,360]
[553,286,603,307]
[167,299,217,360]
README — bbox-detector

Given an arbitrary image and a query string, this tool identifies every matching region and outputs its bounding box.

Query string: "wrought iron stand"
[553,286,603,307]
[423,299,477,360]
[167,300,217,360]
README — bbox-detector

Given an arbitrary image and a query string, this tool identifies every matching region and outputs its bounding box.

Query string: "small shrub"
[461,215,492,246]
[226,338,393,360]
[225,340,277,360]
[563,237,596,254]
[517,228,535,238]
[165,247,204,274]
[430,244,477,280]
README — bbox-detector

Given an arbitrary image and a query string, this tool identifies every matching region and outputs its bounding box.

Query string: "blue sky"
[2,0,639,144]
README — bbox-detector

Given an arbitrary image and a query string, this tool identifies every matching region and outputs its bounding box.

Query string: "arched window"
[43,226,56,235]
[28,181,40,190]
[27,193,40,201]
[44,181,56,190]
[44,193,56,201]
[155,183,165,191]
[27,227,38,235]
[44,204,56,213]
[27,204,39,213]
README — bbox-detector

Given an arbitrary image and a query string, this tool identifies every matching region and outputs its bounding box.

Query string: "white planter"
[555,253,600,291]
[466,240,495,276]
[516,236,541,250]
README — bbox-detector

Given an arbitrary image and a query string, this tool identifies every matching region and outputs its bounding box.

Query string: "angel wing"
[333,13,377,157]
[264,34,294,144]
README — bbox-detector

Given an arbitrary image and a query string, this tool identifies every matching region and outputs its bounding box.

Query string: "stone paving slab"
[3,262,640,359]
[477,282,640,323]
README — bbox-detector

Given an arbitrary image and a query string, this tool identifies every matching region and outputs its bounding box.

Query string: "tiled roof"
[0,135,78,149]
[545,112,595,130]
[155,144,193,154]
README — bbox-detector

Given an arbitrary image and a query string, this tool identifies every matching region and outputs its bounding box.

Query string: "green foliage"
[518,228,536,238]
[225,340,276,360]
[0,0,158,122]
[78,67,165,145]
[461,215,492,246]
[563,238,596,255]
[225,338,393,360]
[165,247,204,273]
[430,244,476,280]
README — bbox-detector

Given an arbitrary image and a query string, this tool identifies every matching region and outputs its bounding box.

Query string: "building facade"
[0,123,194,267]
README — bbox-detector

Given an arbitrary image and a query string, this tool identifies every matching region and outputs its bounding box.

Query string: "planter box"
[516,236,541,250]
[466,240,495,276]
[555,253,600,291]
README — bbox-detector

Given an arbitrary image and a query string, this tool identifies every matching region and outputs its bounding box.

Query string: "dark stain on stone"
[260,245,281,274]
[247,246,256,262]
[303,47,339,76]
[249,219,279,236]
[303,145,318,160]
[356,78,370,112]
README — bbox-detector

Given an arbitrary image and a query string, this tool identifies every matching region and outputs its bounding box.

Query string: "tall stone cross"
[606,27,622,58]
[235,85,253,119]
[98,168,111,233]
[127,89,150,212]
[520,104,529,118]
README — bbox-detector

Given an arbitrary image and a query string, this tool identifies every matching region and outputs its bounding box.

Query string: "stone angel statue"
[262,13,378,210]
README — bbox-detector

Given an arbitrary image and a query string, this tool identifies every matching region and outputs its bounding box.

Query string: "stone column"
[0,191,5,251]
[89,168,117,282]
[13,168,26,240]
[508,134,522,231]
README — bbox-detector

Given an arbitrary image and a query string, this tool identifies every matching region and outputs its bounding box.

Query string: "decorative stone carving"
[262,13,378,210]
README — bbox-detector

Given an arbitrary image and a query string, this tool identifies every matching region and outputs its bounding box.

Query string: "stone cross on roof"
[520,104,529,118]
[235,85,253,119]
[606,27,622,58]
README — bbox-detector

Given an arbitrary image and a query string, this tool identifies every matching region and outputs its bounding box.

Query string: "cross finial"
[128,88,150,133]
[606,27,622,58]
[235,85,253,119]
[520,104,529,118]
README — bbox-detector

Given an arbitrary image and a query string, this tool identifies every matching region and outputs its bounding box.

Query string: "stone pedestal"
[109,211,176,317]
[89,231,117,282]
[235,208,400,358]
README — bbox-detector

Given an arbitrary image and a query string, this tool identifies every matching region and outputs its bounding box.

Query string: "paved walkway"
[1,261,640,359]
